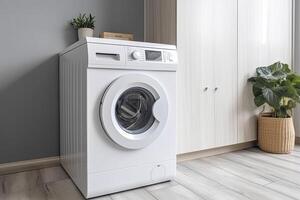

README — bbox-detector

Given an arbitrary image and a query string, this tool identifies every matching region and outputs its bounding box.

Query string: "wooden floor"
[2,146,300,199]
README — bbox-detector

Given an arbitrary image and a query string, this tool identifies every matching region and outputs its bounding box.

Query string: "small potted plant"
[248,62,300,153]
[71,13,95,40]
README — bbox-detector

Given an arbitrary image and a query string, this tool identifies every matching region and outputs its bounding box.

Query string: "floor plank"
[110,188,156,200]
[1,170,40,194]
[183,159,295,200]
[221,152,300,186]
[39,167,68,184]
[94,196,112,200]
[176,164,250,200]
[202,156,277,185]
[292,145,300,152]
[248,148,300,165]
[290,150,300,158]
[149,184,204,200]
[146,181,178,192]
[46,179,84,200]
[2,145,300,199]
[265,180,300,200]
[0,185,48,200]
[241,150,300,173]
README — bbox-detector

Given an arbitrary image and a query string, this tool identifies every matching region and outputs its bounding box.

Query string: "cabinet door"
[177,0,238,154]
[238,0,293,143]
[214,0,238,147]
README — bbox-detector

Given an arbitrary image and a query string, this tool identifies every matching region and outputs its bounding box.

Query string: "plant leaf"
[70,13,95,29]
[256,62,290,80]
[256,67,272,79]
[254,95,266,107]
[262,87,281,109]
[286,100,296,109]
[253,83,263,96]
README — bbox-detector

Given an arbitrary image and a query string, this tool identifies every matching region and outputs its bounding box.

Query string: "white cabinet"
[145,0,293,154]
[177,0,293,154]
[177,0,238,154]
[237,0,293,143]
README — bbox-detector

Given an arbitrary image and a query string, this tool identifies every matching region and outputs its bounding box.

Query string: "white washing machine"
[59,38,177,198]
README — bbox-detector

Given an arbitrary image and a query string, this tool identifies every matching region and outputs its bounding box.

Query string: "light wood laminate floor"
[2,146,300,200]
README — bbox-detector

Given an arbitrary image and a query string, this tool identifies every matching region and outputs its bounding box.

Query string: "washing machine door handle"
[152,96,168,124]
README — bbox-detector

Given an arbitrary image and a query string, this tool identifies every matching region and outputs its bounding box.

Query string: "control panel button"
[131,51,142,60]
[169,54,175,62]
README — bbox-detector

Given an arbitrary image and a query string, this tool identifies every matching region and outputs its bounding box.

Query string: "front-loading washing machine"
[59,38,177,198]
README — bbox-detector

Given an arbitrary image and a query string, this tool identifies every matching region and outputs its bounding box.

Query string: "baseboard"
[177,141,257,162]
[296,137,300,144]
[0,156,60,175]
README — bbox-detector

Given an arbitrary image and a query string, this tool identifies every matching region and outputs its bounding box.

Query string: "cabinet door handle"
[204,87,209,91]
[214,87,219,91]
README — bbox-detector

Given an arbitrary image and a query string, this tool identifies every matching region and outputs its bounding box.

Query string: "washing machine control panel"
[127,47,177,64]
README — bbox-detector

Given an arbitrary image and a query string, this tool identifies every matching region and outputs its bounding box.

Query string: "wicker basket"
[258,113,295,154]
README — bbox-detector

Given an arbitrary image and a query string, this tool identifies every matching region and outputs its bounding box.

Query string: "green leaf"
[248,62,299,117]
[256,67,273,79]
[253,85,262,97]
[276,108,289,118]
[286,100,296,109]
[70,13,95,29]
[254,95,266,107]
[255,76,277,88]
[275,82,300,102]
[272,70,286,79]
[294,82,300,90]
[262,87,281,109]
[269,62,291,74]
[273,85,290,96]
[248,77,257,82]
[282,63,291,73]
[288,74,300,88]
[256,62,291,80]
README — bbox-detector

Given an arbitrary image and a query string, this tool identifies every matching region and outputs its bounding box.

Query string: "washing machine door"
[100,74,168,149]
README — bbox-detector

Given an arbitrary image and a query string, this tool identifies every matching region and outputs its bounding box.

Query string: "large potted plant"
[71,13,95,40]
[248,62,300,153]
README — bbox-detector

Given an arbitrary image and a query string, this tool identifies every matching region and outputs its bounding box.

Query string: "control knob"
[131,51,141,60]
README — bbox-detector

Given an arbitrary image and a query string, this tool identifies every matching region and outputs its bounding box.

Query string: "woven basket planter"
[258,113,295,154]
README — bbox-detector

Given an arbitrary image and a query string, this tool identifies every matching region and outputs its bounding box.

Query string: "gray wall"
[0,0,144,163]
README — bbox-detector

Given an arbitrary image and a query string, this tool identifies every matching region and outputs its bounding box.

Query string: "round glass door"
[115,87,155,135]
[100,74,168,149]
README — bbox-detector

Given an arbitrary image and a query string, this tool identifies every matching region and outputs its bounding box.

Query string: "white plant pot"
[78,28,94,40]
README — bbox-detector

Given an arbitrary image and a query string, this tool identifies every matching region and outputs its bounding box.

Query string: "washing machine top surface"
[60,37,176,55]
[60,37,177,71]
